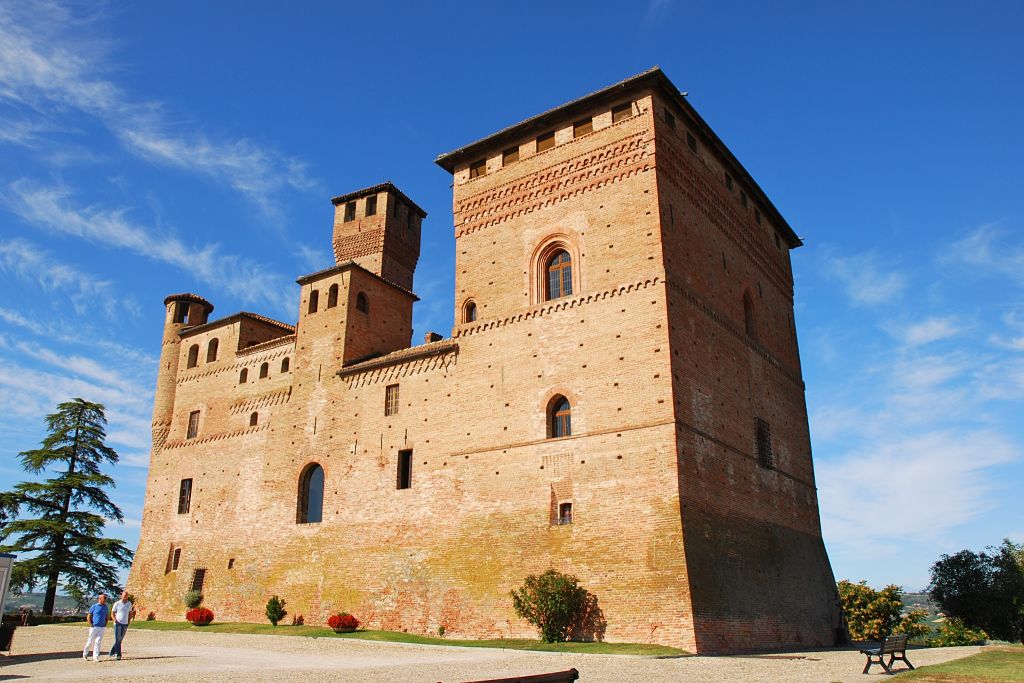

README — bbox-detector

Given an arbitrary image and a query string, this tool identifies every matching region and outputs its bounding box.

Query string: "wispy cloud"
[824,250,907,307]
[0,1,315,218]
[946,223,1024,287]
[886,316,963,347]
[0,237,131,317]
[3,180,295,316]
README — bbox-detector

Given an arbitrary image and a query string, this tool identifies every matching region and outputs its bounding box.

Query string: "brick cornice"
[229,387,293,415]
[161,423,268,450]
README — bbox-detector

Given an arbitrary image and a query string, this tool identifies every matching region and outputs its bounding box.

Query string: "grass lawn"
[897,647,1024,682]
[123,620,687,656]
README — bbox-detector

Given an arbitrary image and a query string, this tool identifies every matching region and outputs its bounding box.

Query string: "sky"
[0,0,1022,594]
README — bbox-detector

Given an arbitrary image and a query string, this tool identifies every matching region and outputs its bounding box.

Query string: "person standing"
[82,593,109,662]
[108,591,133,660]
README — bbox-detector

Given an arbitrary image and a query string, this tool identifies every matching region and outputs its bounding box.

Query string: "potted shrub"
[185,607,215,626]
[327,612,360,633]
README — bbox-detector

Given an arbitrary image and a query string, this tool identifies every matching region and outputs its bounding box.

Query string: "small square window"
[344,202,356,222]
[385,384,399,416]
[469,159,486,178]
[536,131,555,153]
[365,195,377,216]
[612,102,632,123]
[686,131,698,153]
[502,146,519,166]
[558,502,573,525]
[186,410,200,439]
[664,110,676,129]
[573,117,593,138]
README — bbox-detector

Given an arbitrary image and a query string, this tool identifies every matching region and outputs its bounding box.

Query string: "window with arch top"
[548,395,572,438]
[259,362,269,379]
[186,344,199,369]
[463,300,477,323]
[249,412,258,427]
[280,357,290,373]
[238,368,248,384]
[545,250,573,301]
[297,463,324,524]
[327,284,338,308]
[356,292,369,313]
[308,289,319,314]
[206,338,219,363]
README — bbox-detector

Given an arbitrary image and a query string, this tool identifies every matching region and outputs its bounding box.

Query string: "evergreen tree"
[0,398,134,615]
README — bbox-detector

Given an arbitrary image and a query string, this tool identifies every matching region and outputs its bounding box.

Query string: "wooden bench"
[462,669,579,683]
[859,634,914,674]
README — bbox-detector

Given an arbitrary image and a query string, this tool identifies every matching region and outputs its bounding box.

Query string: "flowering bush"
[185,607,215,626]
[327,612,360,632]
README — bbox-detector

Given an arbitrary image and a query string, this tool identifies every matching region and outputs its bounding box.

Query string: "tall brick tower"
[151,293,212,451]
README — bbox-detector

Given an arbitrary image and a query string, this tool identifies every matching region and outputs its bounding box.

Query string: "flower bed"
[185,607,215,626]
[327,613,359,633]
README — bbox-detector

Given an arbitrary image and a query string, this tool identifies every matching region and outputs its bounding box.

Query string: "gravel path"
[1,624,981,682]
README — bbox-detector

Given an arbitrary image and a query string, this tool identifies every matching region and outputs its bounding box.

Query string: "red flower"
[328,613,360,630]
[186,607,215,625]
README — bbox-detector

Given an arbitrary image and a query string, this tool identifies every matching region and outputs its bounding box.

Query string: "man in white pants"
[82,593,109,662]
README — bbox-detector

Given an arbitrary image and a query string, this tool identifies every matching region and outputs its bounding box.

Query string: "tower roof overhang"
[434,67,802,249]
[330,181,427,218]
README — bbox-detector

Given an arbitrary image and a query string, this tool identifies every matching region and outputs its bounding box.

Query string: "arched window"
[186,344,199,369]
[281,357,290,373]
[308,289,319,314]
[463,300,477,323]
[356,292,369,313]
[259,362,269,379]
[206,338,219,363]
[548,395,572,438]
[249,412,258,427]
[545,250,573,301]
[743,290,757,341]
[238,368,248,384]
[297,463,324,524]
[327,284,338,308]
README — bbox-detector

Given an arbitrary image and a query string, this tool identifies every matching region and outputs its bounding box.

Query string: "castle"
[129,68,841,654]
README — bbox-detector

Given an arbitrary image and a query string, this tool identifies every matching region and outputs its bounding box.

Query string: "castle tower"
[151,293,213,451]
[331,182,425,291]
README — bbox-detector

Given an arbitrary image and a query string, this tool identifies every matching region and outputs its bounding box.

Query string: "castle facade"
[129,68,841,653]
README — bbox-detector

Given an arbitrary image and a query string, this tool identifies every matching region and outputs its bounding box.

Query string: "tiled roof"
[330,181,427,218]
[179,311,295,338]
[338,339,458,376]
[163,292,214,311]
[295,260,419,300]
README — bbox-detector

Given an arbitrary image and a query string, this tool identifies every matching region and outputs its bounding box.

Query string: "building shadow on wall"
[568,591,607,642]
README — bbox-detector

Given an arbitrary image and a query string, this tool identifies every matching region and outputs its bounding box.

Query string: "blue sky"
[1,1,1022,593]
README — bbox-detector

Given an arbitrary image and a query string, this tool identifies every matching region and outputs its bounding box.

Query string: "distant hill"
[4,592,82,614]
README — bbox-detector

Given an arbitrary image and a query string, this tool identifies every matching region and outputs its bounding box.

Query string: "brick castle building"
[129,68,841,653]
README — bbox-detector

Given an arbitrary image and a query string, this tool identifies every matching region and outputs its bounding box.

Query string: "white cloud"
[887,317,963,347]
[3,180,295,316]
[0,1,314,216]
[820,429,1019,554]
[0,238,130,317]
[825,251,907,307]
[946,223,1024,287]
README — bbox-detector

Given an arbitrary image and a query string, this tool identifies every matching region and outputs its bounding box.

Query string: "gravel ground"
[0,624,982,682]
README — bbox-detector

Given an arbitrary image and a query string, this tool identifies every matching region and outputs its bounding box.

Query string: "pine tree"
[0,398,134,615]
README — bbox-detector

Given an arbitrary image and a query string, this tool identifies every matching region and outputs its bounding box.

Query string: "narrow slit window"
[297,463,324,524]
[536,131,555,152]
[365,195,377,216]
[178,478,193,514]
[356,292,369,313]
[190,568,206,593]
[385,384,399,416]
[186,410,200,439]
[308,290,319,314]
[172,547,181,571]
[573,117,593,138]
[755,418,773,469]
[612,102,632,123]
[327,284,338,308]
[239,368,248,384]
[397,449,412,489]
[502,146,519,166]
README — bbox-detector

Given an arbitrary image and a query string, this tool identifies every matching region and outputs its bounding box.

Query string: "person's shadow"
[1,650,185,665]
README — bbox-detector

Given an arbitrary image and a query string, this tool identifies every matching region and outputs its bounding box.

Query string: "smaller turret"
[151,293,213,451]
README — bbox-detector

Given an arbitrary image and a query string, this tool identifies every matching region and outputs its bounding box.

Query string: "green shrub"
[929,617,988,647]
[510,569,589,643]
[265,595,287,626]
[183,590,203,609]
